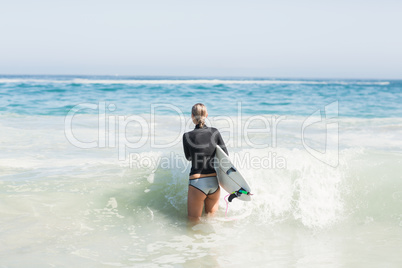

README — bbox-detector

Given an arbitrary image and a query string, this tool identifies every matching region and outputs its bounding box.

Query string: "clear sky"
[1,0,401,79]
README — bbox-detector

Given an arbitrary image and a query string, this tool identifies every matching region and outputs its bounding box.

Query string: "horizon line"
[0,73,399,81]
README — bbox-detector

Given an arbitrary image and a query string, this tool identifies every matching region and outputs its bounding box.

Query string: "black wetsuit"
[183,124,228,176]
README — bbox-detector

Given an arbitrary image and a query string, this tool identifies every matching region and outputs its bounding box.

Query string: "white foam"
[1,113,402,267]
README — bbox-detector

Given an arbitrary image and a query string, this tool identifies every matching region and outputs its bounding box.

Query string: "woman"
[182,103,228,223]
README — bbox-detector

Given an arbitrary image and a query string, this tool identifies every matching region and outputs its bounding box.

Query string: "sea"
[0,75,401,267]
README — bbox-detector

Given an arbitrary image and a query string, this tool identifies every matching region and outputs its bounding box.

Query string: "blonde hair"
[191,103,207,128]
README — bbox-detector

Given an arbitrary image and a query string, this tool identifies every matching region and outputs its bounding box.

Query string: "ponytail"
[191,103,207,128]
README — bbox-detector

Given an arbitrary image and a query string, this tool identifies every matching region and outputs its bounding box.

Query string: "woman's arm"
[216,130,228,155]
[182,133,192,161]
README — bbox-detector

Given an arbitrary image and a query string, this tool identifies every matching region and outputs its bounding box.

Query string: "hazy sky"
[1,0,401,78]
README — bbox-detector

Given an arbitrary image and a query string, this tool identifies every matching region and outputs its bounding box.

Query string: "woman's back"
[183,125,228,176]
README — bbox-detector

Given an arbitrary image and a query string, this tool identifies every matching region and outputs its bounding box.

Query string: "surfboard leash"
[228,187,252,202]
[224,188,253,218]
[224,194,231,218]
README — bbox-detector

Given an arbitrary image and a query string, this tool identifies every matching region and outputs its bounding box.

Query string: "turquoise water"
[0,75,400,117]
[1,76,401,267]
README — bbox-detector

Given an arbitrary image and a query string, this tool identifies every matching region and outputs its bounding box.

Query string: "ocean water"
[0,75,401,267]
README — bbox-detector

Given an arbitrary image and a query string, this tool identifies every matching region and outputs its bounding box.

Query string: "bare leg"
[204,186,220,216]
[187,186,206,223]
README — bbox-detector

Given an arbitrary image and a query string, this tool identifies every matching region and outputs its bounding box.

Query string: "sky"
[0,0,401,79]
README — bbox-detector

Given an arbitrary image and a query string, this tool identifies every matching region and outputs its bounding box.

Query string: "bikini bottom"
[189,176,219,195]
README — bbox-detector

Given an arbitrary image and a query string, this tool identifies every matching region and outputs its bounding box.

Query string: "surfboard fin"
[226,167,237,175]
[228,187,251,202]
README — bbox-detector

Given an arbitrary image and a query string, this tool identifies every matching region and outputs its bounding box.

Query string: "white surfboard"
[215,146,252,201]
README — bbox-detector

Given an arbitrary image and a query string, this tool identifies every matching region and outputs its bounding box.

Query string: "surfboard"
[215,146,252,201]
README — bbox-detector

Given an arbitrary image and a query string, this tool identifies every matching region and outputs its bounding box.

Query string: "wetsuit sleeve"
[182,133,192,161]
[216,130,228,155]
